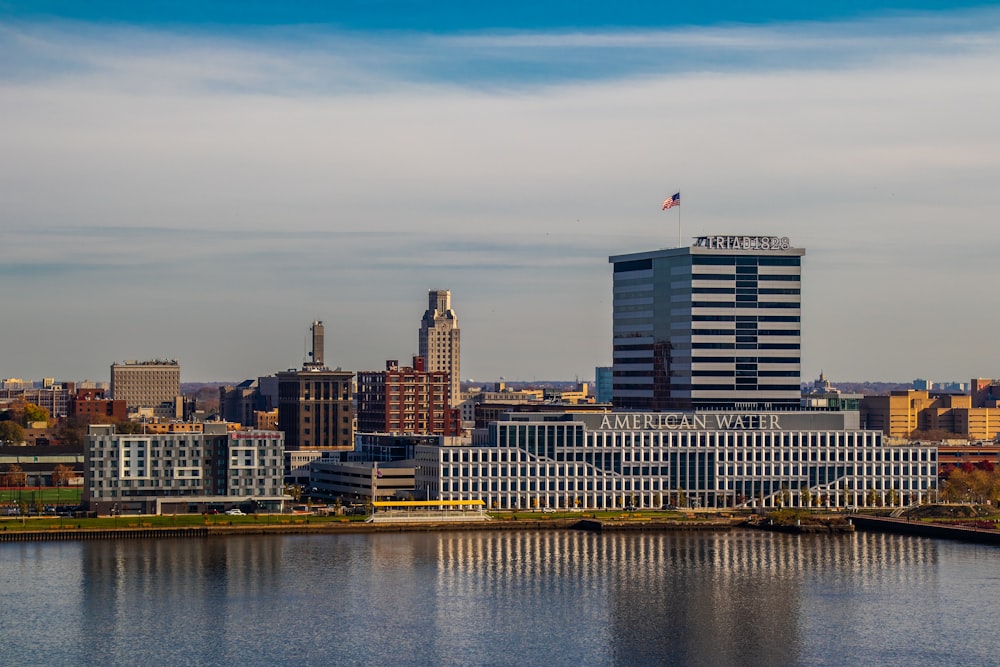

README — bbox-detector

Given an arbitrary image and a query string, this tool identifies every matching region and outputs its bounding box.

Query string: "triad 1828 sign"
[694,235,791,250]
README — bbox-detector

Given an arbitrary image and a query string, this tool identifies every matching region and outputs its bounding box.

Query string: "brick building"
[357,357,460,436]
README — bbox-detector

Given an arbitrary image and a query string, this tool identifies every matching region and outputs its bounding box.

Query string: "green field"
[0,487,83,506]
[0,511,375,531]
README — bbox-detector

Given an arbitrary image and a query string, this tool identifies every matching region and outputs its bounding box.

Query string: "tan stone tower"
[418,290,461,406]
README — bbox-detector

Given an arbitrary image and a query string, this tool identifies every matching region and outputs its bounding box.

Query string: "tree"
[942,469,970,502]
[22,403,49,425]
[51,464,77,487]
[800,485,812,508]
[0,421,25,445]
[2,464,27,487]
[115,421,145,434]
[56,415,90,447]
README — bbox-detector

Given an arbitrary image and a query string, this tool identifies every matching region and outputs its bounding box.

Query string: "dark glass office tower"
[610,235,804,410]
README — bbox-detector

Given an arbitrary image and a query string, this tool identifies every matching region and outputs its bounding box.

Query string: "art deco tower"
[419,290,461,406]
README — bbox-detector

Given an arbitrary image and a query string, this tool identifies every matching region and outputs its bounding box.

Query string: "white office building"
[415,411,937,510]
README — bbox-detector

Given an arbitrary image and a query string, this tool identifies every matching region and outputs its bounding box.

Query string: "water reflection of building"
[78,537,285,666]
[428,530,938,667]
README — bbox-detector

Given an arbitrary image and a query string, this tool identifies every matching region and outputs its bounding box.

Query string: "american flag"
[662,192,680,210]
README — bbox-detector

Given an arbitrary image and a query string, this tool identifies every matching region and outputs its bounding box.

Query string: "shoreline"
[0,516,737,542]
[3,515,999,546]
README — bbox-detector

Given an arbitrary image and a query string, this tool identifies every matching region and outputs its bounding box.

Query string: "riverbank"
[6,511,1000,545]
[0,515,742,542]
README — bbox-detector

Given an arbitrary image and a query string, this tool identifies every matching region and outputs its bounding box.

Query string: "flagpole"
[677,202,682,248]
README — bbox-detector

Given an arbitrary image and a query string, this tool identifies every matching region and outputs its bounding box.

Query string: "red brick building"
[357,357,460,436]
[70,388,128,423]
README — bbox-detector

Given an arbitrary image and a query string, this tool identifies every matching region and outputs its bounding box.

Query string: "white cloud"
[1,11,999,382]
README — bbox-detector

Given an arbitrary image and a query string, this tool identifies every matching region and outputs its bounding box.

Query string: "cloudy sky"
[1,1,998,385]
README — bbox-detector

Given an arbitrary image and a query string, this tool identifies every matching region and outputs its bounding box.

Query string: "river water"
[1,529,997,666]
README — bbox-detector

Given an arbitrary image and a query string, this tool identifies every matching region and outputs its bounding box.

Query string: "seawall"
[850,515,1000,545]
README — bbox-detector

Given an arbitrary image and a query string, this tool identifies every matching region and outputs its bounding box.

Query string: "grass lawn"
[0,512,370,532]
[0,487,83,506]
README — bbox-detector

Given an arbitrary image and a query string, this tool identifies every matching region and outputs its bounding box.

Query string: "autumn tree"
[2,464,27,487]
[51,464,77,487]
[0,421,25,445]
[22,403,49,425]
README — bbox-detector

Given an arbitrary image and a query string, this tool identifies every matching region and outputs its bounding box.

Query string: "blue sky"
[2,2,999,384]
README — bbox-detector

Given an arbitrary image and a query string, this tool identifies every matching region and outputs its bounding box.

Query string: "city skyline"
[2,2,999,383]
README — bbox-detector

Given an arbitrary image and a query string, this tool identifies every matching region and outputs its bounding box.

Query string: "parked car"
[224,508,245,516]
[624,505,638,512]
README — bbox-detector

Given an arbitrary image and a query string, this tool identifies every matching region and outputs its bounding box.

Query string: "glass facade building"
[610,236,803,410]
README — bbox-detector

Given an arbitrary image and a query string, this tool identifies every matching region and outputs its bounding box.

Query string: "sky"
[1,1,999,385]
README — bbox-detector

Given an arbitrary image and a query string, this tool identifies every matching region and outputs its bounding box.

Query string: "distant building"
[419,290,461,407]
[84,423,286,515]
[285,449,325,485]
[861,389,1000,441]
[350,432,453,462]
[311,460,416,504]
[913,379,933,391]
[595,367,613,404]
[70,388,127,423]
[219,379,275,427]
[610,236,803,411]
[972,378,1000,408]
[0,381,75,419]
[277,321,354,451]
[800,372,862,411]
[357,357,460,436]
[110,359,181,413]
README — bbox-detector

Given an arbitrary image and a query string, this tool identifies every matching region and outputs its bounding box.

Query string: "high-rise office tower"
[609,235,804,410]
[419,290,461,406]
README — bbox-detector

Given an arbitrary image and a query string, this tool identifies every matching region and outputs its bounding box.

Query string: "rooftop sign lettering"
[694,236,790,250]
[596,413,782,431]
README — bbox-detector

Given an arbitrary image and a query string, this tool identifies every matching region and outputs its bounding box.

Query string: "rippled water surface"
[1,530,998,666]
